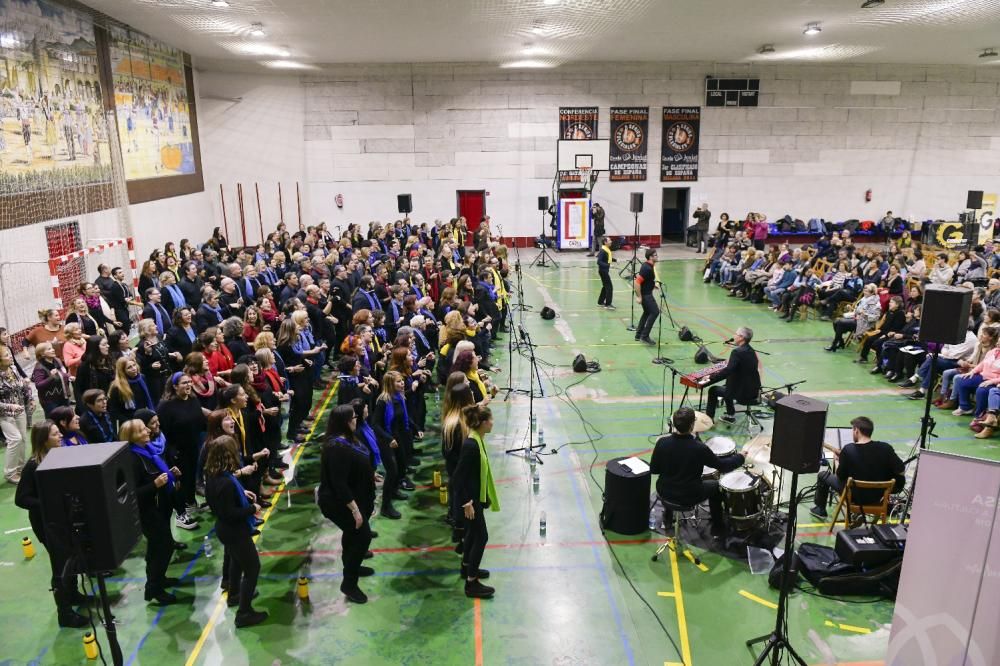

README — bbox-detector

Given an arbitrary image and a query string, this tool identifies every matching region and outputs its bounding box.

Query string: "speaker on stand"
[397,193,413,214]
[967,190,984,211]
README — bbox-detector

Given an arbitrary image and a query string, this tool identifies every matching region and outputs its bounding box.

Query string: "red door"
[457,191,486,238]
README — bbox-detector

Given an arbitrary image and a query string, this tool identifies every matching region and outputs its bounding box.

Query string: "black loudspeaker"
[630,192,644,213]
[397,193,412,214]
[573,353,588,372]
[694,345,722,364]
[770,394,828,474]
[540,306,556,320]
[36,442,141,573]
[919,285,972,344]
[678,326,695,342]
[967,190,984,210]
[538,196,549,211]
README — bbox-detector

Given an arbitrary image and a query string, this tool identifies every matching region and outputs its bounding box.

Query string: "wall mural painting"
[0,0,109,193]
[108,24,194,181]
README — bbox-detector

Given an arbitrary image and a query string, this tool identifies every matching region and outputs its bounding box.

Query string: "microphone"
[723,337,735,344]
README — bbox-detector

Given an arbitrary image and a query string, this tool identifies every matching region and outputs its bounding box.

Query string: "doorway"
[457,190,486,235]
[661,187,690,242]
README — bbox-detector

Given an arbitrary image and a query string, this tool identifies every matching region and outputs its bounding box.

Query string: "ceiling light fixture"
[543,0,560,5]
[249,22,266,37]
[861,0,884,8]
[980,48,999,58]
[263,60,318,70]
[210,0,230,7]
[499,59,556,69]
[757,44,775,54]
[803,23,822,35]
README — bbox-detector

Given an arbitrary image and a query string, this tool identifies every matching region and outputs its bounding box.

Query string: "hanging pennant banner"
[559,106,598,182]
[661,107,700,182]
[609,107,648,182]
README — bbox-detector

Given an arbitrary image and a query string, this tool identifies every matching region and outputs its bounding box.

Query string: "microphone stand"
[651,282,675,365]
[530,208,559,269]
[900,348,939,522]
[621,210,641,332]
[505,325,545,463]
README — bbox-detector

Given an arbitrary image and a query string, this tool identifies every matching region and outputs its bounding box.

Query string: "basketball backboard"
[557,139,610,171]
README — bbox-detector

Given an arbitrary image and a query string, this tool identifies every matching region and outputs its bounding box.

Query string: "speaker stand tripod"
[530,209,559,269]
[505,325,545,463]
[620,210,641,332]
[746,470,807,666]
[900,349,939,521]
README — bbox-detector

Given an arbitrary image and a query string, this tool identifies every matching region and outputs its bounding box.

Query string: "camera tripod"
[530,208,559,269]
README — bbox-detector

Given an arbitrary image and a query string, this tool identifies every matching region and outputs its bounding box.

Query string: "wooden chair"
[828,477,895,530]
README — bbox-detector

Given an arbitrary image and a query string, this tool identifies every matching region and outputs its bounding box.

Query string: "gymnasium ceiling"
[82,0,1000,72]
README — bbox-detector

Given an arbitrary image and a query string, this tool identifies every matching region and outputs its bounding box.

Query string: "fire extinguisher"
[865,189,872,202]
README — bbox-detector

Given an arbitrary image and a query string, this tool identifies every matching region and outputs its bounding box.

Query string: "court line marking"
[668,543,693,666]
[183,381,337,666]
[474,598,484,666]
[738,589,778,610]
[258,536,660,558]
[824,619,872,635]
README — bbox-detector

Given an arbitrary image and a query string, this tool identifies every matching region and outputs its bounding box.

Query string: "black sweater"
[317,438,376,521]
[452,436,490,509]
[14,459,45,544]
[649,433,744,504]
[205,474,256,545]
[156,396,206,457]
[130,448,173,526]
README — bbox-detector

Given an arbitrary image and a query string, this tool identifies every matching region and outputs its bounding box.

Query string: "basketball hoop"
[579,166,591,186]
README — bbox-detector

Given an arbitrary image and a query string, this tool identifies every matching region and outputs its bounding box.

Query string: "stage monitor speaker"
[770,394,828,474]
[573,353,588,373]
[538,196,549,211]
[919,285,972,344]
[37,442,141,574]
[694,345,721,364]
[630,192,644,213]
[397,193,412,214]
[967,190,984,210]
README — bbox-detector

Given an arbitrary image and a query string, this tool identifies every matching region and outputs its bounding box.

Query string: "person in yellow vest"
[596,236,616,310]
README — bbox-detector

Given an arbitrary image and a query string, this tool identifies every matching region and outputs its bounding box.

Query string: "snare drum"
[706,436,737,458]
[720,469,766,527]
[702,466,719,481]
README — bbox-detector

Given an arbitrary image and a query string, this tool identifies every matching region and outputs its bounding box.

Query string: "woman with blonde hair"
[371,370,414,519]
[453,404,499,598]
[25,308,65,357]
[107,357,156,427]
[122,418,181,605]
[61,322,87,378]
[31,341,70,417]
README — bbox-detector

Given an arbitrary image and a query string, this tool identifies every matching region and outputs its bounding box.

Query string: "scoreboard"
[705,77,760,107]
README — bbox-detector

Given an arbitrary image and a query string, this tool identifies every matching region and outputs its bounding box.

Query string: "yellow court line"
[184,381,338,666]
[668,544,693,666]
[738,589,778,610]
[657,591,677,598]
[825,620,872,635]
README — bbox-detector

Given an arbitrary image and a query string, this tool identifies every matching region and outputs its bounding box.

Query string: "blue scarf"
[61,433,88,447]
[363,290,378,311]
[128,375,154,411]
[147,432,166,457]
[413,285,423,299]
[383,393,411,432]
[413,328,430,351]
[87,410,114,443]
[203,303,223,323]
[358,423,382,467]
[184,326,196,342]
[150,303,167,335]
[334,434,372,460]
[419,307,437,323]
[130,443,175,493]
[223,472,257,532]
[390,300,401,324]
[164,284,186,308]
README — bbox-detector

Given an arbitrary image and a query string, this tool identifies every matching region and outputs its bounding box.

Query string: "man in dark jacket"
[179,262,204,309]
[706,326,761,422]
[688,204,711,253]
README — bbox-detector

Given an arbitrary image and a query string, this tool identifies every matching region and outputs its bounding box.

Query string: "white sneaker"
[952,407,974,416]
[175,513,199,530]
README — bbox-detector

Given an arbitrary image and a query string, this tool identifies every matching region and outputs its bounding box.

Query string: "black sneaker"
[58,608,90,628]
[358,566,375,577]
[907,390,925,400]
[719,414,736,424]
[340,583,368,604]
[809,506,828,520]
[235,609,268,628]
[898,379,916,388]
[381,506,402,520]
[464,579,495,599]
[640,337,655,346]
[399,479,415,491]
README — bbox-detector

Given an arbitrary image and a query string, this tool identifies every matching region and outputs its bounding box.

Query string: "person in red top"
[201,328,235,379]
[242,306,265,344]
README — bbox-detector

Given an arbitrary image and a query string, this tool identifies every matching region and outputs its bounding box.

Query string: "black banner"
[661,107,700,182]
[559,106,598,182]
[609,107,648,182]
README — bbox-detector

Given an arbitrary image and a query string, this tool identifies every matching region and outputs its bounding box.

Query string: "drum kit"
[704,435,779,532]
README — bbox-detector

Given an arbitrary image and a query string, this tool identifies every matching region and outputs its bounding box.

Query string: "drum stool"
[651,497,701,566]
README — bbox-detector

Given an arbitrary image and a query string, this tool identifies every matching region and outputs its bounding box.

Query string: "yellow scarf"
[227,407,247,457]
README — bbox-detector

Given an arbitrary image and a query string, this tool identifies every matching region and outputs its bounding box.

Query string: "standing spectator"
[0,345,33,484]
[31,342,70,417]
[452,404,499,598]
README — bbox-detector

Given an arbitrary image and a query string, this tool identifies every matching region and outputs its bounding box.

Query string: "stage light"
[250,22,266,37]
[803,23,822,35]
[543,0,560,5]
[211,0,230,7]
[980,48,998,59]
[757,44,775,55]
[861,0,884,8]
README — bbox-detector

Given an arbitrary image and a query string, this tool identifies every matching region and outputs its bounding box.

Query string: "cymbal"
[692,410,713,433]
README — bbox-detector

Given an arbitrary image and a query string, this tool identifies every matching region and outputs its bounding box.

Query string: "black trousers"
[226,534,261,613]
[378,438,399,512]
[597,268,613,306]
[706,384,735,419]
[462,502,489,575]
[142,511,174,595]
[813,469,844,509]
[333,517,372,588]
[636,293,659,339]
[831,318,855,349]
[663,481,725,527]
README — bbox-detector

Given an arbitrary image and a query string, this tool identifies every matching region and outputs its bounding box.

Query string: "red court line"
[259,537,657,558]
[798,530,834,539]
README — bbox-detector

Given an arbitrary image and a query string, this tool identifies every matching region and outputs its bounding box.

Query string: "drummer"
[649,407,745,535]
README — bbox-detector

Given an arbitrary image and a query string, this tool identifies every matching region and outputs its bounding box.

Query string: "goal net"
[0,110,134,351]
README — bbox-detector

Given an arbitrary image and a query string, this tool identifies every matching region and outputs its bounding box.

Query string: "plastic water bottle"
[539,511,547,536]
[532,467,540,493]
[530,413,537,432]
[538,427,545,448]
[203,535,213,558]
[649,511,657,531]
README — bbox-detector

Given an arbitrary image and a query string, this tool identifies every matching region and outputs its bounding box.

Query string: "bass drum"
[720,469,769,529]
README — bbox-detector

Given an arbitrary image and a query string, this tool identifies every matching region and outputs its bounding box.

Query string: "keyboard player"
[705,326,762,423]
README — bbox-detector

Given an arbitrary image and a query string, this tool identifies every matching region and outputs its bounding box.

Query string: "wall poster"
[661,106,700,182]
[609,106,648,182]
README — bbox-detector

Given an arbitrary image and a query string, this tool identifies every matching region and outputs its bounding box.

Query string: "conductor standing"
[705,326,761,423]
[633,248,659,345]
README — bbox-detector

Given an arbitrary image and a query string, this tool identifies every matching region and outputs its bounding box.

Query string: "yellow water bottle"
[439,486,448,505]
[296,575,310,601]
[433,470,442,488]
[83,632,98,659]
[21,537,35,559]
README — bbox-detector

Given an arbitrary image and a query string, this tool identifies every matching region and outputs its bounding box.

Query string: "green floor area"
[1,253,996,665]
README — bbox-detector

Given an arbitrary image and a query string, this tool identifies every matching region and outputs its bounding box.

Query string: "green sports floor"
[2,250,997,666]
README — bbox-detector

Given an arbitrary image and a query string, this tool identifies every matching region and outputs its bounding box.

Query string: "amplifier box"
[835,527,902,567]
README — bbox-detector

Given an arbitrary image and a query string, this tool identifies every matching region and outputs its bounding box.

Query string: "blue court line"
[124,532,214,666]
[105,562,598,585]
[557,406,637,666]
